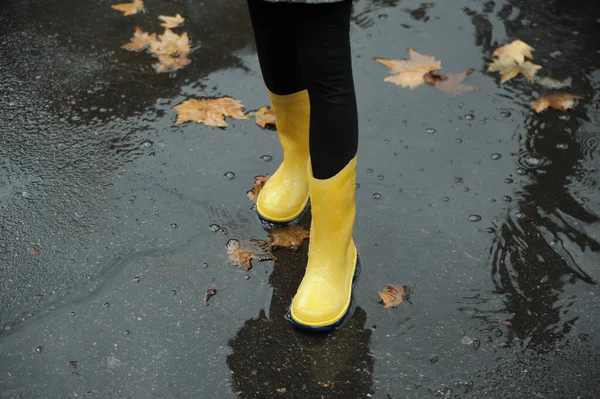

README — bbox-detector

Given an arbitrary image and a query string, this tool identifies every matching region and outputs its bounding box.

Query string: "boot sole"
[284,254,361,332]
[256,200,310,230]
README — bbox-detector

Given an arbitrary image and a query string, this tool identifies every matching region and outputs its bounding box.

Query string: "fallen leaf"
[377,49,442,89]
[111,0,144,16]
[434,69,475,96]
[158,13,185,28]
[121,27,156,52]
[29,247,40,256]
[267,226,310,250]
[423,72,448,86]
[534,75,572,90]
[492,40,534,64]
[69,361,79,368]
[488,58,541,83]
[226,239,276,270]
[154,54,191,73]
[205,280,217,306]
[378,284,408,308]
[173,97,249,127]
[149,29,190,56]
[255,106,276,128]
[247,175,270,201]
[531,92,582,113]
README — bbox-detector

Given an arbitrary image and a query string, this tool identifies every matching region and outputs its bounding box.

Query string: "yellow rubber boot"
[256,90,310,228]
[288,155,360,330]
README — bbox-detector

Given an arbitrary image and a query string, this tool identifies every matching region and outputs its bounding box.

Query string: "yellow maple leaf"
[154,54,191,73]
[255,106,276,128]
[149,29,190,56]
[531,92,582,113]
[111,0,144,16]
[267,226,310,250]
[492,40,534,64]
[159,13,185,28]
[121,27,156,52]
[488,58,541,83]
[173,97,249,127]
[378,284,409,308]
[377,49,442,89]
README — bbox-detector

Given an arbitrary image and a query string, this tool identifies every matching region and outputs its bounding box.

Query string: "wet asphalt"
[1,0,600,398]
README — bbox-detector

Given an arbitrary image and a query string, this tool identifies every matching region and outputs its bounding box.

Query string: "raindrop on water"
[35,346,43,353]
[70,311,76,316]
[455,177,463,183]
[366,168,374,174]
[85,275,92,280]
[425,128,436,134]
[170,223,178,229]
[171,290,177,295]
[464,114,475,121]
[224,172,235,179]
[260,155,273,162]
[443,197,450,202]
[516,168,527,176]
[456,138,463,143]
[502,196,512,202]
[556,143,568,150]
[505,178,514,184]
[125,330,130,335]
[500,110,512,118]
[209,224,221,232]
[378,175,384,180]
[355,183,361,188]
[133,276,140,283]
[373,193,382,200]
[468,214,482,222]
[526,156,542,166]
[202,263,208,268]
[104,302,110,308]
[491,153,502,160]
[244,275,251,280]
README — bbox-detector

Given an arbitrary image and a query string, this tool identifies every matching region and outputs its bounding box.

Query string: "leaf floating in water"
[121,27,157,52]
[433,69,475,96]
[531,92,582,113]
[226,239,276,270]
[487,40,541,83]
[173,97,248,127]
[111,0,144,16]
[378,284,410,308]
[267,226,310,251]
[377,49,442,89]
[255,106,276,128]
[158,13,185,29]
[247,175,270,201]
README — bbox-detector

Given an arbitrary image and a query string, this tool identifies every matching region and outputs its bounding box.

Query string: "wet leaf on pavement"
[247,175,270,201]
[154,54,191,73]
[111,0,144,16]
[432,69,475,96]
[69,360,79,368]
[255,106,276,128]
[492,40,534,64]
[377,49,442,89]
[267,226,310,250]
[205,280,217,306]
[378,284,409,308]
[148,29,190,57]
[531,92,583,113]
[158,14,185,29]
[173,97,249,127]
[226,239,276,270]
[121,27,156,52]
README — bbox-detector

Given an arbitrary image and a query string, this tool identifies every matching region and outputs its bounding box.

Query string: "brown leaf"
[531,92,582,113]
[111,0,144,16]
[267,226,310,250]
[69,361,79,368]
[148,29,190,56]
[121,27,156,52]
[377,49,442,89]
[423,72,448,86]
[154,54,191,73]
[435,69,475,96]
[226,239,276,270]
[30,247,40,256]
[378,284,408,308]
[173,97,249,127]
[158,13,185,29]
[492,40,534,64]
[255,106,276,128]
[247,175,270,201]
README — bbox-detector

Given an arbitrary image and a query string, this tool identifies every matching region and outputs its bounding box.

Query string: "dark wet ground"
[1,0,600,398]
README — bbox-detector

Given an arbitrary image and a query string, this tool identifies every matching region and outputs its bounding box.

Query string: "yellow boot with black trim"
[256,90,310,229]
[286,155,360,331]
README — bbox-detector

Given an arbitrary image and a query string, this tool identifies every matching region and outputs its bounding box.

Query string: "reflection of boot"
[289,155,360,330]
[256,90,310,228]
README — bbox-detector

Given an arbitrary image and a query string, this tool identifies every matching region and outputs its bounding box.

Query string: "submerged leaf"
[158,13,185,29]
[173,97,248,127]
[149,29,190,56]
[154,54,191,73]
[121,27,156,52]
[255,106,276,128]
[247,175,270,201]
[226,239,276,270]
[433,69,475,96]
[267,226,310,250]
[111,0,144,16]
[377,49,442,89]
[492,40,534,64]
[378,284,408,308]
[531,92,582,113]
[488,58,541,83]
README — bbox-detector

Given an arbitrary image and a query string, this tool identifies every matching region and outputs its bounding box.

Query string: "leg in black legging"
[295,1,358,179]
[246,0,305,95]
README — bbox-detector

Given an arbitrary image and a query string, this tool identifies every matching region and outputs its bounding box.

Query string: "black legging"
[247,0,358,180]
